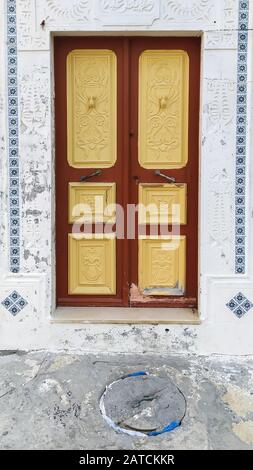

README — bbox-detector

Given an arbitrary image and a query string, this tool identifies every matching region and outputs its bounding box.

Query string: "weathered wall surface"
[0,0,253,355]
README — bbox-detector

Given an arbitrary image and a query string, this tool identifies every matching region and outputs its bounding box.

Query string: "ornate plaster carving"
[94,0,160,25]
[162,0,218,24]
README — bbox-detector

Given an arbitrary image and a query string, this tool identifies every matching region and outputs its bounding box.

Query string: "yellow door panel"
[67,49,117,168]
[68,182,116,223]
[139,236,186,296]
[68,234,116,295]
[139,183,187,224]
[139,50,189,169]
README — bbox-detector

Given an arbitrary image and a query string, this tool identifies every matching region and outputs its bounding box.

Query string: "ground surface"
[0,351,253,450]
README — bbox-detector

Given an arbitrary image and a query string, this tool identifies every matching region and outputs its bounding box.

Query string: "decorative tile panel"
[226,292,253,318]
[235,0,249,274]
[1,290,28,316]
[7,0,20,273]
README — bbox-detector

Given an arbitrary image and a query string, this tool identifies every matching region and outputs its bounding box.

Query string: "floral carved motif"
[34,0,90,36]
[20,67,49,136]
[151,249,177,286]
[81,248,103,283]
[163,0,216,23]
[222,0,237,28]
[98,0,156,13]
[76,64,108,158]
[95,0,160,25]
[208,169,232,253]
[147,72,180,158]
[206,80,235,137]
[43,0,90,21]
[205,32,237,49]
[68,50,116,168]
[139,51,188,169]
[17,0,48,50]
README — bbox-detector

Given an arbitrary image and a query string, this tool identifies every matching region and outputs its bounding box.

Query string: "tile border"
[7,0,20,273]
[235,0,249,274]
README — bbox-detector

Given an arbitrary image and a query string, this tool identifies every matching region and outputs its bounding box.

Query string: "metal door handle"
[80,169,102,182]
[154,170,176,184]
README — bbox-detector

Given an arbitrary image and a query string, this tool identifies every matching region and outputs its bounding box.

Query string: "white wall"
[0,0,253,355]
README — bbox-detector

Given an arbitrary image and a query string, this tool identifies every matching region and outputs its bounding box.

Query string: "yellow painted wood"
[68,182,116,223]
[68,234,116,295]
[139,50,189,169]
[139,236,186,296]
[67,49,117,168]
[139,183,187,224]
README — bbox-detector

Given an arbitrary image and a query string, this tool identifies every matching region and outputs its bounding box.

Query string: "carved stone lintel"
[16,0,240,50]
[94,0,160,26]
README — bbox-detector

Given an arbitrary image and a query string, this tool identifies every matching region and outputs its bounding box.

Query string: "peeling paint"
[143,284,184,296]
[129,284,152,304]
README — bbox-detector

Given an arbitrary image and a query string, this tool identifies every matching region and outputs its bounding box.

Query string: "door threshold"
[52,307,200,324]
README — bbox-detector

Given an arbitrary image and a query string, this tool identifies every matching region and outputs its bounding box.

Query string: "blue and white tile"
[235,0,249,275]
[1,290,28,316]
[226,292,253,318]
[7,0,20,273]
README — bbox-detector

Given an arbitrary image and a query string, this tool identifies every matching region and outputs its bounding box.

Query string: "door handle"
[154,170,176,184]
[80,169,102,182]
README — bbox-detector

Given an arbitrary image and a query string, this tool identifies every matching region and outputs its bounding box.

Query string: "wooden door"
[55,37,200,309]
[129,38,200,308]
[55,37,129,307]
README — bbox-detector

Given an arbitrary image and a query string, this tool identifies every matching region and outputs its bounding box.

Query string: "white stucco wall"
[0,0,253,355]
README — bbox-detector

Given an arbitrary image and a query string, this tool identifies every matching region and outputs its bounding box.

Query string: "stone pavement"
[0,351,253,450]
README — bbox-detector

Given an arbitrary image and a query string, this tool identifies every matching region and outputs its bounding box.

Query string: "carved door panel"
[55,37,200,308]
[129,38,200,308]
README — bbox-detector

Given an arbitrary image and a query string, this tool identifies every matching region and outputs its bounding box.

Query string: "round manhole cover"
[100,372,186,437]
